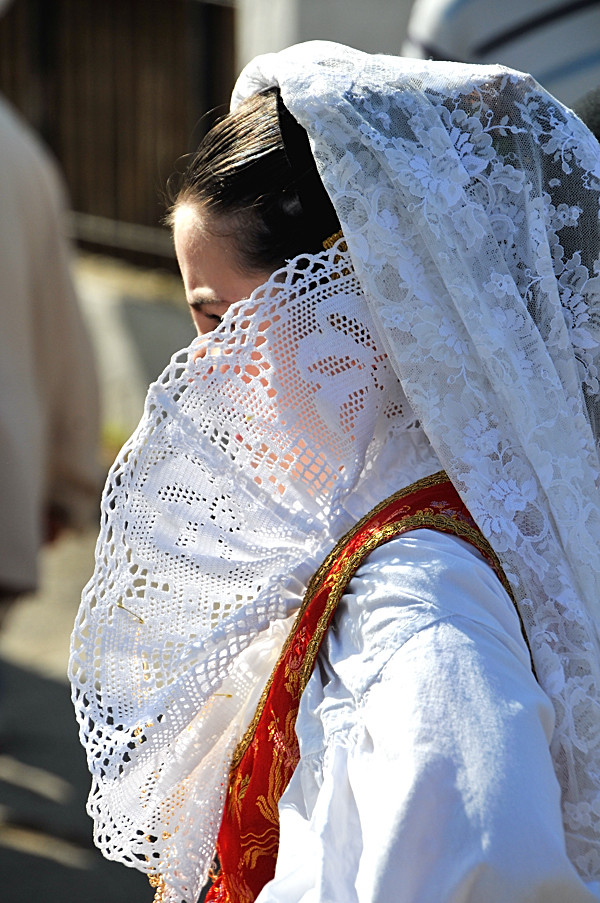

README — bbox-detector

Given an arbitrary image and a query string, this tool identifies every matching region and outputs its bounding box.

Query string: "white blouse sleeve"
[256,530,600,903]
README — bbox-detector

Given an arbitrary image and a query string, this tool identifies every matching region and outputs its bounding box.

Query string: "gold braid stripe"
[150,473,520,901]
[231,471,516,770]
[299,510,511,694]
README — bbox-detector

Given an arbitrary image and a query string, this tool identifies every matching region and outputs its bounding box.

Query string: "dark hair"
[165,88,340,274]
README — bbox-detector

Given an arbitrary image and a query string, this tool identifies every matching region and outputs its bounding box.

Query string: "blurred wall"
[237,0,414,71]
[0,0,235,265]
[0,0,415,264]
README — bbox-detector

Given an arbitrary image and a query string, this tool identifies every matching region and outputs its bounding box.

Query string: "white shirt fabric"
[257,530,600,903]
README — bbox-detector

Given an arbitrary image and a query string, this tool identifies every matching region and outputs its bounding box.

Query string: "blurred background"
[0,1,598,901]
[0,3,415,901]
[0,0,416,271]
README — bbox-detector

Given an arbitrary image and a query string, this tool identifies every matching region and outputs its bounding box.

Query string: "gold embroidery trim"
[231,470,482,769]
[298,510,516,692]
[152,479,461,898]
[151,475,528,899]
[230,470,525,769]
[149,874,167,902]
[322,229,347,251]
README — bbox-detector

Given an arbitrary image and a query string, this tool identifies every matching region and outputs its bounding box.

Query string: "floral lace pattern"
[237,42,600,881]
[71,43,600,901]
[69,246,439,903]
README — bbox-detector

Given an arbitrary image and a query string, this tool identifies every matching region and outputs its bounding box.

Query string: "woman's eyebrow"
[187,292,224,308]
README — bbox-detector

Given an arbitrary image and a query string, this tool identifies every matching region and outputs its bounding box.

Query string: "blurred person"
[402,0,600,107]
[0,0,100,636]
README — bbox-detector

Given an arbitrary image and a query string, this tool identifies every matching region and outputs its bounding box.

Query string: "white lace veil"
[70,41,600,902]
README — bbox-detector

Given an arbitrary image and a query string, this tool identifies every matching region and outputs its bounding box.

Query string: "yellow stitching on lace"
[322,229,347,250]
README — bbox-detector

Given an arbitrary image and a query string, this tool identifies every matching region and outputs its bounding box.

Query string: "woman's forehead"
[174,204,272,311]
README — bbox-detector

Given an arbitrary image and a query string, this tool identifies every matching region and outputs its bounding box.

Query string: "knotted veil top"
[70,42,600,902]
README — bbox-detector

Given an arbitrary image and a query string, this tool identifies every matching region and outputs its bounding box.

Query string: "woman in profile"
[70,42,600,903]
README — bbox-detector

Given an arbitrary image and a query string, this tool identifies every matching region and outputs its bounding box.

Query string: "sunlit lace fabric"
[70,247,439,902]
[70,42,600,902]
